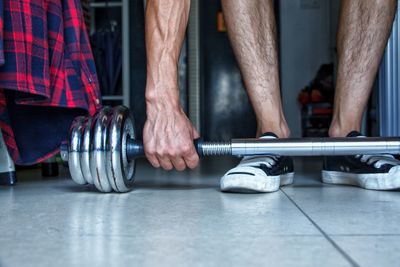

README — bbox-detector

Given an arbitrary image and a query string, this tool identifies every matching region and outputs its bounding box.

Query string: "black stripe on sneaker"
[347,131,362,137]
[228,172,255,176]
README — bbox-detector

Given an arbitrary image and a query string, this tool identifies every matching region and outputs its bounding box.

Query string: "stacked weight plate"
[67,106,136,192]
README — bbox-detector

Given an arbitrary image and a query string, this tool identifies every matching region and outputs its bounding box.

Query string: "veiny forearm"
[145,0,190,109]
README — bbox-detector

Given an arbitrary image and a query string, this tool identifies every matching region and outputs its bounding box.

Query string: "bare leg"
[329,0,397,137]
[221,0,289,138]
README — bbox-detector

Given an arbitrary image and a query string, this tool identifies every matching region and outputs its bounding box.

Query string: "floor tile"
[332,236,400,267]
[282,177,400,235]
[0,160,354,267]
[0,235,351,267]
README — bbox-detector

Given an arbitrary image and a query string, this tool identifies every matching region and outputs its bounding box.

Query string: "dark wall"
[129,0,147,139]
[200,1,257,140]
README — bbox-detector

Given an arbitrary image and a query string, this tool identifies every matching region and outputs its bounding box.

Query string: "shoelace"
[240,155,279,168]
[353,135,400,168]
[354,154,400,168]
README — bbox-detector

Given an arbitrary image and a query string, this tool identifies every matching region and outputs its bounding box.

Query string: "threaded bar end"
[201,142,232,156]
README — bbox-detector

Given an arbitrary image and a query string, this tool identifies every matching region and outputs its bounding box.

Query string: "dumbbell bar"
[61,105,400,193]
[127,137,400,158]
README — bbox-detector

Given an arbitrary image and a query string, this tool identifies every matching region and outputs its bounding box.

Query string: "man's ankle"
[258,122,290,138]
[329,120,360,138]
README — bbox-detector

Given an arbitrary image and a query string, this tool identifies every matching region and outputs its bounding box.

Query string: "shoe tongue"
[260,132,278,139]
[347,131,363,137]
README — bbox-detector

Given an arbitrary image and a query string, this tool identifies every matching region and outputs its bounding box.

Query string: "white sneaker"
[220,133,294,193]
[322,131,400,190]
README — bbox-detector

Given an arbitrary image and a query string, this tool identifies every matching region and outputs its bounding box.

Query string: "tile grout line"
[280,189,360,267]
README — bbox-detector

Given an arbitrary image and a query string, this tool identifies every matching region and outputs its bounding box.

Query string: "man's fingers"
[180,139,200,169]
[183,150,200,169]
[145,153,161,168]
[158,156,174,171]
[144,144,161,168]
[171,157,186,171]
[143,121,201,171]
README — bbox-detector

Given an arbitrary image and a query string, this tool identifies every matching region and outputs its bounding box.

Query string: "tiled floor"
[1,158,400,267]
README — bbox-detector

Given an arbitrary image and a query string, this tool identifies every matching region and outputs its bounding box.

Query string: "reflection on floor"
[1,157,400,267]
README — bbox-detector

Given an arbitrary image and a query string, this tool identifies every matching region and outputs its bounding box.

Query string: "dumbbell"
[60,105,400,193]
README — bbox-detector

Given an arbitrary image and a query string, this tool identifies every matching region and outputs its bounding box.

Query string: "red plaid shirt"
[0,0,101,165]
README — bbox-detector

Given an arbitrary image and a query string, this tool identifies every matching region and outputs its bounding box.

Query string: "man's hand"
[143,105,200,171]
[144,0,195,171]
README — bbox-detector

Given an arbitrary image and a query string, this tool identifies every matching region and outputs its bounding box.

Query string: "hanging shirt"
[0,0,101,165]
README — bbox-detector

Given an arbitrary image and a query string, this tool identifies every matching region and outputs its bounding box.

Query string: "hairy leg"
[329,0,397,137]
[221,0,289,138]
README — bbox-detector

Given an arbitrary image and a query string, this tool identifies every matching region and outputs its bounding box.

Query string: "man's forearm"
[145,0,190,109]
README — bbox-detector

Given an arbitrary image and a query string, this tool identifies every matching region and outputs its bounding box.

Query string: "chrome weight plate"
[107,106,136,192]
[80,117,94,184]
[90,107,113,192]
[68,116,86,185]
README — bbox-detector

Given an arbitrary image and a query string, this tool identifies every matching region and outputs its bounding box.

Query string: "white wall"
[279,0,338,137]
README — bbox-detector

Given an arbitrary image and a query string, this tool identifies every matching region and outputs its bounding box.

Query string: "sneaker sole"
[220,172,295,193]
[322,168,400,190]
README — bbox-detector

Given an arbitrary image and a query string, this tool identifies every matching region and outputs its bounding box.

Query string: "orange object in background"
[298,88,323,105]
[298,91,309,105]
[217,11,226,32]
[310,89,322,102]
[313,107,333,115]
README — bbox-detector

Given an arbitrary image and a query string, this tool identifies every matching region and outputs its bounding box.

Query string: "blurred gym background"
[87,0,400,140]
[125,0,390,140]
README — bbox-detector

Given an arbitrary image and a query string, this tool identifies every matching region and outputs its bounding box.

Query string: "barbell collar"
[126,139,144,160]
